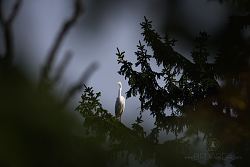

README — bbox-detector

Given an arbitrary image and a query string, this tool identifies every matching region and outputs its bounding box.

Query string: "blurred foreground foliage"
[0,69,111,167]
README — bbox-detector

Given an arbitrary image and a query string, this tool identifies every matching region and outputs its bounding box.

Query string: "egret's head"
[117,81,122,88]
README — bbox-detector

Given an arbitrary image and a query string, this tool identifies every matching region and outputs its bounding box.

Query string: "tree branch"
[53,51,73,83]
[7,0,22,25]
[40,0,83,84]
[0,0,4,27]
[0,0,23,66]
[63,62,98,105]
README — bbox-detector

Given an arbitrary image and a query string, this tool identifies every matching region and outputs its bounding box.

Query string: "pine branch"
[117,17,221,118]
[141,17,193,70]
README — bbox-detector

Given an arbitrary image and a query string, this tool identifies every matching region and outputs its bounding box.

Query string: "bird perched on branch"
[115,81,125,121]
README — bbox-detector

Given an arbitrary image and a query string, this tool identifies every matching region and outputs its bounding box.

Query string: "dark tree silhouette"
[117,17,219,120]
[116,12,250,166]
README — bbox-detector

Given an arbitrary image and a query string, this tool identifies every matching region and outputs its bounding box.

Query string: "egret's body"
[115,82,125,121]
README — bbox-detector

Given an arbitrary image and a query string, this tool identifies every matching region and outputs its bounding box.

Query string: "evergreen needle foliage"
[115,16,250,167]
[117,17,220,121]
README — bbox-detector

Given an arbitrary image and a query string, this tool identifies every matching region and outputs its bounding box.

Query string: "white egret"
[115,81,125,121]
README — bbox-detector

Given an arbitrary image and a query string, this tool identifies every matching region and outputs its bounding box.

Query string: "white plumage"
[115,81,125,121]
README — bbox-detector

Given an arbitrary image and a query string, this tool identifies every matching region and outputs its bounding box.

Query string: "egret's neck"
[118,86,122,97]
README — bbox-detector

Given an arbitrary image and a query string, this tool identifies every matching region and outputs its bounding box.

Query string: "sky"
[2,0,229,130]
